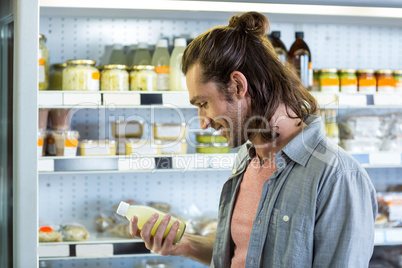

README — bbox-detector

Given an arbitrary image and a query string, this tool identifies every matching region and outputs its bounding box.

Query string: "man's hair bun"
[228,11,269,39]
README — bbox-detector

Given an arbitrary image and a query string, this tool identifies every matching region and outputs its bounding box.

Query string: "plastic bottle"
[288,32,313,90]
[169,38,187,91]
[126,45,137,67]
[268,31,288,66]
[116,201,186,244]
[152,39,170,91]
[133,42,152,66]
[109,44,126,65]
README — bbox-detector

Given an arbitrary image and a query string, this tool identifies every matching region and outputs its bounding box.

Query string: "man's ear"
[230,71,248,99]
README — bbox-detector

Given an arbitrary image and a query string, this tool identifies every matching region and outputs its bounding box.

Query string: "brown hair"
[182,11,318,142]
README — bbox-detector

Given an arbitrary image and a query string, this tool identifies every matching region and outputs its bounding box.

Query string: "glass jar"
[312,69,320,92]
[376,69,395,93]
[130,65,157,91]
[319,68,339,93]
[339,69,357,93]
[357,69,376,93]
[39,34,49,90]
[49,63,66,90]
[62,59,100,91]
[394,70,402,92]
[100,64,129,91]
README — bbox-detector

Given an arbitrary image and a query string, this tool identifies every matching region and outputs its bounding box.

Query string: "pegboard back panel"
[40,16,402,70]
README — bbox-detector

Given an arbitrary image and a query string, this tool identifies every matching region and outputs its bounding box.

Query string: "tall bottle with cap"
[169,38,187,91]
[116,201,186,244]
[109,44,126,65]
[152,39,170,91]
[133,42,152,66]
[288,32,313,90]
[268,31,288,66]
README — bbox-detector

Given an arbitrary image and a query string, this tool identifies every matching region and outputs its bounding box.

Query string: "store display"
[152,39,170,91]
[130,65,157,91]
[267,31,288,66]
[108,44,126,65]
[38,226,62,243]
[393,70,402,92]
[62,59,100,91]
[319,69,339,93]
[111,120,144,138]
[100,64,129,91]
[357,69,376,93]
[169,38,187,91]
[196,132,227,143]
[79,139,117,156]
[376,69,395,93]
[116,201,186,244]
[339,69,358,93]
[133,42,152,66]
[38,34,49,91]
[196,143,230,154]
[49,63,66,90]
[52,130,79,157]
[160,139,187,154]
[125,139,162,155]
[61,224,89,241]
[153,123,187,140]
[288,32,312,90]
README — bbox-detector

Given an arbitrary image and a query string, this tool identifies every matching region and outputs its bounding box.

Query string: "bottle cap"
[295,32,304,38]
[116,201,129,216]
[129,44,137,50]
[174,38,187,47]
[156,39,168,48]
[138,42,148,49]
[271,31,281,38]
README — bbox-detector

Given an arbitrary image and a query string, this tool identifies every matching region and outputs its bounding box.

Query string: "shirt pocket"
[267,208,309,266]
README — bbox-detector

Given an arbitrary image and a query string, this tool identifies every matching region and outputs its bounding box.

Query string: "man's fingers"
[140,213,159,242]
[153,214,171,248]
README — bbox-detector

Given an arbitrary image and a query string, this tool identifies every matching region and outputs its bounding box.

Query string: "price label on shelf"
[338,93,367,107]
[373,94,402,106]
[38,92,63,106]
[369,152,401,165]
[103,92,141,106]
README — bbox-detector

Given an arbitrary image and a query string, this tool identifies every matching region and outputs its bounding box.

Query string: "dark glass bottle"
[268,31,288,66]
[288,32,312,90]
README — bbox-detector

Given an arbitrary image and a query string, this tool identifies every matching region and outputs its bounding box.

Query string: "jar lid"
[393,70,402,75]
[66,59,96,66]
[339,69,356,73]
[153,122,186,127]
[52,63,67,68]
[320,68,338,73]
[376,69,393,75]
[356,69,375,74]
[132,65,155,71]
[103,64,129,70]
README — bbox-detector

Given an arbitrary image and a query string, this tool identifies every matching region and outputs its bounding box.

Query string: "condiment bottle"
[152,39,170,91]
[116,201,186,244]
[376,69,395,93]
[339,69,357,93]
[357,69,376,93]
[288,32,312,90]
[319,68,339,93]
[169,38,187,91]
[268,31,288,66]
[39,34,49,90]
[109,44,126,65]
[133,42,152,66]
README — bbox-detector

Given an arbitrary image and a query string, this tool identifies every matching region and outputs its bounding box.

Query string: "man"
[130,11,377,267]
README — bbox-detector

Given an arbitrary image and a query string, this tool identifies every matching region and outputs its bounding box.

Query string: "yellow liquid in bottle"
[116,202,186,244]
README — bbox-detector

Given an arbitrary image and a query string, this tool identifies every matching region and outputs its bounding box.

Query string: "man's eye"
[200,103,207,108]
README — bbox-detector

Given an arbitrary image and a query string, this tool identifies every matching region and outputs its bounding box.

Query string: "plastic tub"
[160,139,187,154]
[196,132,227,144]
[196,143,230,154]
[80,140,117,156]
[111,120,144,138]
[153,123,187,140]
[125,139,162,155]
[52,131,79,157]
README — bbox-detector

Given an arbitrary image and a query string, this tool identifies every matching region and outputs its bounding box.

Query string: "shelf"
[375,228,402,246]
[39,0,402,26]
[38,154,236,173]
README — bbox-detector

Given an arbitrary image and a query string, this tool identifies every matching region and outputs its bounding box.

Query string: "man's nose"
[199,115,211,130]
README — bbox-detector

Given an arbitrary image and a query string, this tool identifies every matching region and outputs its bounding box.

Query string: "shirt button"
[232,169,237,174]
[283,215,289,222]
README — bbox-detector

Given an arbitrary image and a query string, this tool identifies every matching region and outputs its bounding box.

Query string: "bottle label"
[308,62,313,88]
[359,86,376,94]
[377,78,395,93]
[155,66,169,74]
[341,85,358,93]
[39,58,45,83]
[396,81,402,91]
[37,138,44,157]
[299,55,309,89]
[341,78,357,87]
[321,78,339,93]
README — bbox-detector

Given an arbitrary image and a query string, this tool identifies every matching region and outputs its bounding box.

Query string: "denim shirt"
[211,115,377,268]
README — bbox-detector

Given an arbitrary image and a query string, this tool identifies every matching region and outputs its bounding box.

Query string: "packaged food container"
[312,69,320,91]
[130,65,157,91]
[125,139,162,155]
[339,69,357,93]
[357,69,376,93]
[49,109,70,130]
[319,68,339,93]
[38,34,49,90]
[62,59,100,91]
[52,131,79,157]
[38,108,49,131]
[80,140,116,156]
[196,132,227,144]
[49,63,66,90]
[376,69,395,93]
[100,64,129,91]
[111,120,144,138]
[196,143,230,154]
[115,138,127,155]
[393,70,402,92]
[38,131,46,157]
[160,139,187,154]
[153,123,187,140]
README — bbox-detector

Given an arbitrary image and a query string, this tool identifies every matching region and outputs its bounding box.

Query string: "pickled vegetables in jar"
[100,64,129,91]
[38,34,49,90]
[62,59,100,91]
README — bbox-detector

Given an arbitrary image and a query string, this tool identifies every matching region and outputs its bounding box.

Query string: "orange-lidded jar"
[357,69,376,93]
[376,69,395,93]
[319,68,339,93]
[339,69,357,93]
[392,70,402,93]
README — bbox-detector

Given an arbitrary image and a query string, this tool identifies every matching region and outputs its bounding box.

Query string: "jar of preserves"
[357,69,376,93]
[394,70,402,92]
[312,69,320,91]
[339,69,357,93]
[130,65,157,91]
[49,63,66,90]
[100,64,129,91]
[62,59,100,91]
[39,34,49,90]
[319,69,339,93]
[376,69,395,93]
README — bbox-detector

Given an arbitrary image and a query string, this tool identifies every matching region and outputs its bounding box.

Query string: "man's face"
[186,63,250,148]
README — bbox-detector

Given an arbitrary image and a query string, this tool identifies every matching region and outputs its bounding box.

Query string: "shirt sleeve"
[313,169,378,267]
